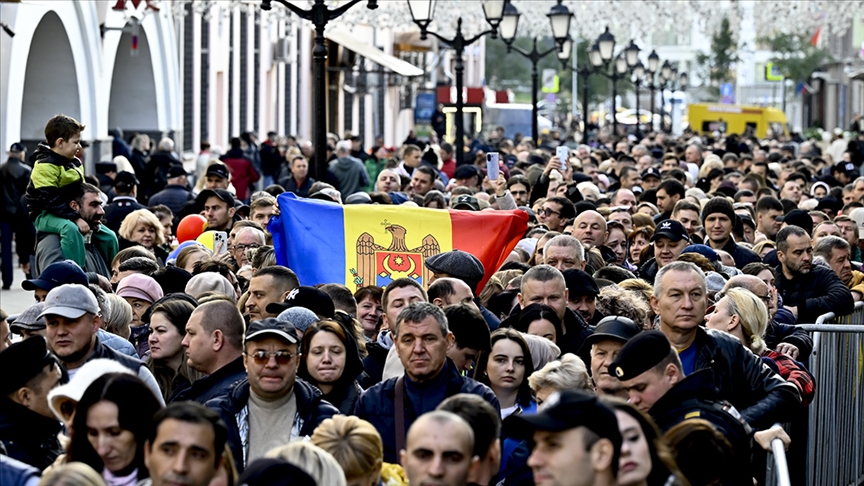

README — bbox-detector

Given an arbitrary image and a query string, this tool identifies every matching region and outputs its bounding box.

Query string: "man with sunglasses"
[207,317,339,472]
[538,196,575,232]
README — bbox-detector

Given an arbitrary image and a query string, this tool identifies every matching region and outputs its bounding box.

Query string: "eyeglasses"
[540,207,561,217]
[245,350,301,365]
[234,243,261,252]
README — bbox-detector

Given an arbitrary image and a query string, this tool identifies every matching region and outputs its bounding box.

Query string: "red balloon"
[177,214,208,243]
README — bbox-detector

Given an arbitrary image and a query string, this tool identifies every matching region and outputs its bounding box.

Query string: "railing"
[764,422,792,486]
[795,302,864,486]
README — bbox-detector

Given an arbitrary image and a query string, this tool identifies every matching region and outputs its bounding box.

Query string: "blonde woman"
[103,294,132,340]
[39,462,107,486]
[311,416,407,486]
[118,209,167,262]
[527,353,593,405]
[266,442,347,486]
[706,287,815,405]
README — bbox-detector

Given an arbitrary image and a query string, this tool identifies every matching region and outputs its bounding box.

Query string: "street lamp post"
[584,27,639,136]
[647,50,659,132]
[557,38,593,135]
[632,61,645,138]
[261,0,378,180]
[407,0,506,165]
[499,1,572,144]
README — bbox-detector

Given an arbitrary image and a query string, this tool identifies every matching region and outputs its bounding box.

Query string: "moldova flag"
[269,193,528,292]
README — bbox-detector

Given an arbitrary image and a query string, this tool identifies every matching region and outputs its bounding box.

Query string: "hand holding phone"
[556,146,569,172]
[486,153,500,182]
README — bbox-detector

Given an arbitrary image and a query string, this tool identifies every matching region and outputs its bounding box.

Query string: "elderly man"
[208,318,339,471]
[518,265,593,360]
[572,210,607,251]
[230,227,265,268]
[543,235,586,272]
[651,261,801,429]
[40,284,162,400]
[504,391,622,486]
[774,226,854,323]
[354,303,498,463]
[610,188,637,212]
[402,411,479,486]
[0,337,64,469]
[813,236,864,302]
[582,316,640,398]
[834,215,862,262]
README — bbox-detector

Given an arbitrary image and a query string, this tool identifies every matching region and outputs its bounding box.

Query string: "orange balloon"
[177,214,208,243]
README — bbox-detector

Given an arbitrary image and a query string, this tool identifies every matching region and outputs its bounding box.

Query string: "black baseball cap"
[9,142,25,153]
[197,189,236,208]
[22,261,88,291]
[650,219,690,243]
[265,286,336,319]
[113,171,139,188]
[167,166,189,178]
[608,330,674,381]
[504,390,622,447]
[205,164,230,179]
[582,315,641,348]
[0,336,57,396]
[452,195,480,211]
[245,318,299,345]
[641,167,661,180]
[562,269,599,297]
[834,161,857,176]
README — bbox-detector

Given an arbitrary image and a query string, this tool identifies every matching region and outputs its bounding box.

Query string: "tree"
[758,32,832,83]
[696,16,739,96]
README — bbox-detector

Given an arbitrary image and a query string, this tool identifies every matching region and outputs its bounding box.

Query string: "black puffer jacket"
[692,327,801,429]
[0,157,30,220]
[774,265,854,324]
[637,257,659,284]
[0,397,63,470]
[206,378,339,472]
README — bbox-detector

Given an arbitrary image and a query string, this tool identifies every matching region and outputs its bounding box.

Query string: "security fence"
[793,302,864,486]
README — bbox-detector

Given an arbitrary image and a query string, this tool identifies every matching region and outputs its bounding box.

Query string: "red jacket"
[220,149,259,201]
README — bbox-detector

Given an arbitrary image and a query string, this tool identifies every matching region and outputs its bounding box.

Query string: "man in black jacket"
[0,143,32,288]
[0,336,64,470]
[774,225,854,324]
[702,197,761,269]
[652,261,801,429]
[174,300,247,404]
[104,171,145,232]
[354,303,499,463]
[207,318,338,472]
[148,166,195,217]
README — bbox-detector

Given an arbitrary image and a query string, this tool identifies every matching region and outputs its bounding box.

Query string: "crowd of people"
[1,113,864,486]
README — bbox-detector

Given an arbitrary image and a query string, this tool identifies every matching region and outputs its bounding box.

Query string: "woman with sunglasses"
[298,319,365,415]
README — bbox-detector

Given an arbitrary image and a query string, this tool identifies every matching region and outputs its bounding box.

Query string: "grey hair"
[653,261,706,298]
[521,264,566,292]
[527,353,593,395]
[543,235,585,265]
[234,226,266,245]
[336,140,352,154]
[88,284,110,318]
[394,302,448,337]
[814,235,851,260]
[158,137,174,152]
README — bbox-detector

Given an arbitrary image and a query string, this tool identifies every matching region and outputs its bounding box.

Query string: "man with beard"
[774,225,854,323]
[35,183,117,279]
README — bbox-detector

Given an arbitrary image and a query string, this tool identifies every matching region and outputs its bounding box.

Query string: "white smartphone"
[486,152,500,181]
[556,146,569,171]
[212,231,228,254]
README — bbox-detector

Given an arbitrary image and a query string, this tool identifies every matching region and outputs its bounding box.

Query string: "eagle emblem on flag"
[353,223,440,290]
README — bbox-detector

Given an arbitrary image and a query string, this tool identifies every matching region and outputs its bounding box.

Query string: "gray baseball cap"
[10,303,47,333]
[38,284,100,320]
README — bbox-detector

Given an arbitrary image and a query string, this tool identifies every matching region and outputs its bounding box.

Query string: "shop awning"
[324,29,424,78]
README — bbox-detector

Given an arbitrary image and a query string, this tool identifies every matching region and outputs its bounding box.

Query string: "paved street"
[1,265,33,315]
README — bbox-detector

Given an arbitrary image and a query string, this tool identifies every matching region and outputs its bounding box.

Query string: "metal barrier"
[797,301,864,486]
[764,423,793,486]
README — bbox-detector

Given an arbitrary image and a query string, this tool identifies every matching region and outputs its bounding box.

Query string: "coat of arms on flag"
[353,221,440,289]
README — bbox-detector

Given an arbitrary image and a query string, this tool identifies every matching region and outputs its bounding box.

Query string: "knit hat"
[116,274,164,303]
[701,197,736,225]
[185,273,237,302]
[277,307,320,334]
[424,250,485,293]
[47,359,133,425]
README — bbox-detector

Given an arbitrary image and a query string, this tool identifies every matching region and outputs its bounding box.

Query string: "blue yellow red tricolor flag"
[269,193,529,292]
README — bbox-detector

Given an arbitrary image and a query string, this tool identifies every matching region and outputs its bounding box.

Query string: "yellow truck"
[686,103,789,138]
